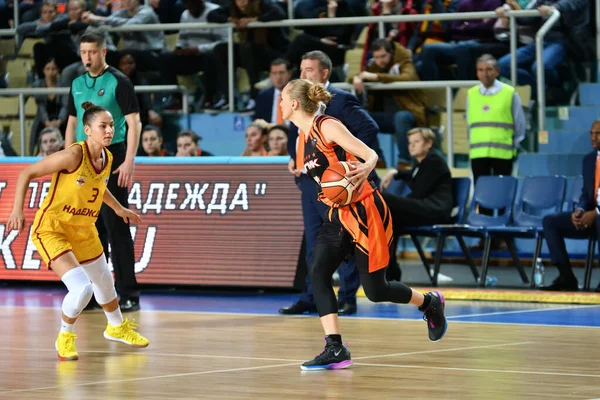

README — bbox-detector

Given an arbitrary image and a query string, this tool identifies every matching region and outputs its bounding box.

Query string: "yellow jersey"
[35,141,113,226]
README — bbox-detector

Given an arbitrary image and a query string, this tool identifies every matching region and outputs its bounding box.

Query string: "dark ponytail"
[81,101,107,127]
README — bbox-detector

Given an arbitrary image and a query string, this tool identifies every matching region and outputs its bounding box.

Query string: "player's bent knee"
[82,254,117,305]
[364,286,386,303]
[61,267,94,318]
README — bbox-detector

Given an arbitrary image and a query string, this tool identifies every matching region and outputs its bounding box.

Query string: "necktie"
[594,153,600,205]
[276,92,284,124]
[296,130,305,171]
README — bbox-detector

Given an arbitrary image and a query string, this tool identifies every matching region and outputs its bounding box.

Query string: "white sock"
[60,320,74,333]
[105,308,123,327]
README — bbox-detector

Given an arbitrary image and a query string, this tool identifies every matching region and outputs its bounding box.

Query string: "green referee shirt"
[68,65,139,144]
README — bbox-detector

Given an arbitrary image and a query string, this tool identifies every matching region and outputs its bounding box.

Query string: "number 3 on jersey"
[88,188,100,203]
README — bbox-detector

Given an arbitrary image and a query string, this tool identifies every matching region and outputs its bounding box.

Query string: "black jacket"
[394,151,453,219]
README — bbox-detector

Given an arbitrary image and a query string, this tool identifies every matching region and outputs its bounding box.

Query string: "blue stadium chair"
[431,175,518,287]
[568,176,596,291]
[484,176,567,288]
[395,177,475,286]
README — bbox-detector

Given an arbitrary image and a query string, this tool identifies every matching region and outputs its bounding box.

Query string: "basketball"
[320,161,359,206]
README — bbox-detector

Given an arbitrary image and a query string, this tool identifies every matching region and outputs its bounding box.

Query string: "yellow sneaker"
[55,332,79,361]
[103,318,149,348]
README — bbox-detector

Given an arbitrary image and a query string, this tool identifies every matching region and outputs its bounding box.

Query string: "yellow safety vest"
[467,84,515,160]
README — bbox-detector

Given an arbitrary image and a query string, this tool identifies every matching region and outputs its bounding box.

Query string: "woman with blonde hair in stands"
[280,78,447,371]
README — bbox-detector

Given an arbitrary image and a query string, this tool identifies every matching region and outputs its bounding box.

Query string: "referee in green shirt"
[65,29,142,312]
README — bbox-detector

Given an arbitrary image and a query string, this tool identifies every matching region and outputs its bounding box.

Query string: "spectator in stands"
[16,0,59,46]
[118,53,162,128]
[82,0,165,72]
[351,38,427,169]
[149,0,185,24]
[30,0,83,77]
[207,0,288,110]
[0,130,18,156]
[253,58,293,124]
[285,0,357,70]
[30,59,68,156]
[37,127,64,157]
[496,0,589,90]
[95,0,123,16]
[417,0,504,81]
[176,130,214,156]
[241,121,268,156]
[140,125,173,156]
[161,0,229,111]
[380,128,454,281]
[267,124,288,156]
[296,0,367,19]
[467,54,525,251]
[541,119,600,293]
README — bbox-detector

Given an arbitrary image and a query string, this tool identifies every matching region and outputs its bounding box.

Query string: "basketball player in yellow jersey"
[6,101,149,361]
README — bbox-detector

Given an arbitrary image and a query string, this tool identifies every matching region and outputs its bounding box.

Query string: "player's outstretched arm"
[65,115,78,147]
[103,189,142,224]
[6,147,82,233]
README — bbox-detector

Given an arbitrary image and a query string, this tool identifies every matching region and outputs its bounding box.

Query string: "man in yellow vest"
[467,54,525,250]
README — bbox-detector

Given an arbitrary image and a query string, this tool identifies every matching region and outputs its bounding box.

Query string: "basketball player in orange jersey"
[6,102,149,361]
[280,79,448,370]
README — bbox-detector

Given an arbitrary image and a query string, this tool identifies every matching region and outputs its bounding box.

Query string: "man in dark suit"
[279,50,384,316]
[541,119,600,292]
[253,58,293,124]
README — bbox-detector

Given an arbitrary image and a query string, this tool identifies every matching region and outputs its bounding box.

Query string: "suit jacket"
[578,151,597,211]
[253,87,276,122]
[287,84,383,180]
[394,151,453,219]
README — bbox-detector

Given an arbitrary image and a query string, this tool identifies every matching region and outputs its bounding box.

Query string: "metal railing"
[0,85,187,156]
[0,9,567,148]
[333,80,479,167]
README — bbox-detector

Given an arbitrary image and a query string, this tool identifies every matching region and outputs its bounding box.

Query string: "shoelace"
[422,312,435,329]
[120,319,143,342]
[62,333,78,352]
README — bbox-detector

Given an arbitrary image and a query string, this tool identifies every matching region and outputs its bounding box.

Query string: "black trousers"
[95,142,139,300]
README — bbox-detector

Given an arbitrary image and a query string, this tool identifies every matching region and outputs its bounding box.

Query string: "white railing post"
[509,14,517,88]
[535,9,561,132]
[227,25,235,112]
[445,86,454,168]
[18,93,25,156]
[378,21,385,39]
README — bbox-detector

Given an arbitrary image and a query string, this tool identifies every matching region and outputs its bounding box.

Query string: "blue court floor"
[1,286,599,328]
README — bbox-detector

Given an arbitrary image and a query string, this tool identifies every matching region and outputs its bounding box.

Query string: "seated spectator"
[160,0,229,110]
[285,0,357,70]
[30,0,83,77]
[140,125,173,156]
[351,38,427,169]
[267,124,288,156]
[0,130,18,156]
[82,0,165,72]
[149,0,185,24]
[496,0,589,90]
[207,0,288,110]
[37,127,64,157]
[417,0,505,81]
[380,127,454,280]
[16,0,58,47]
[541,119,600,293]
[176,130,214,156]
[253,58,293,124]
[241,121,268,156]
[118,53,162,128]
[30,59,68,155]
[296,0,367,19]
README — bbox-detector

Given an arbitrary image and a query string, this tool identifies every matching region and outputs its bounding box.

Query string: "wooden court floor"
[0,306,599,400]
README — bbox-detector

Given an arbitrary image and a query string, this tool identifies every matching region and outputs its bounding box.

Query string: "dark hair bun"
[81,101,96,111]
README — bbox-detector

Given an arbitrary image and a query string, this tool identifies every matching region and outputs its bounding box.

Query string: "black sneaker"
[421,291,447,342]
[301,337,353,371]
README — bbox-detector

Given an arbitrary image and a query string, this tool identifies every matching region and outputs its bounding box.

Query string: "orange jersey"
[302,114,375,203]
[303,114,393,272]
